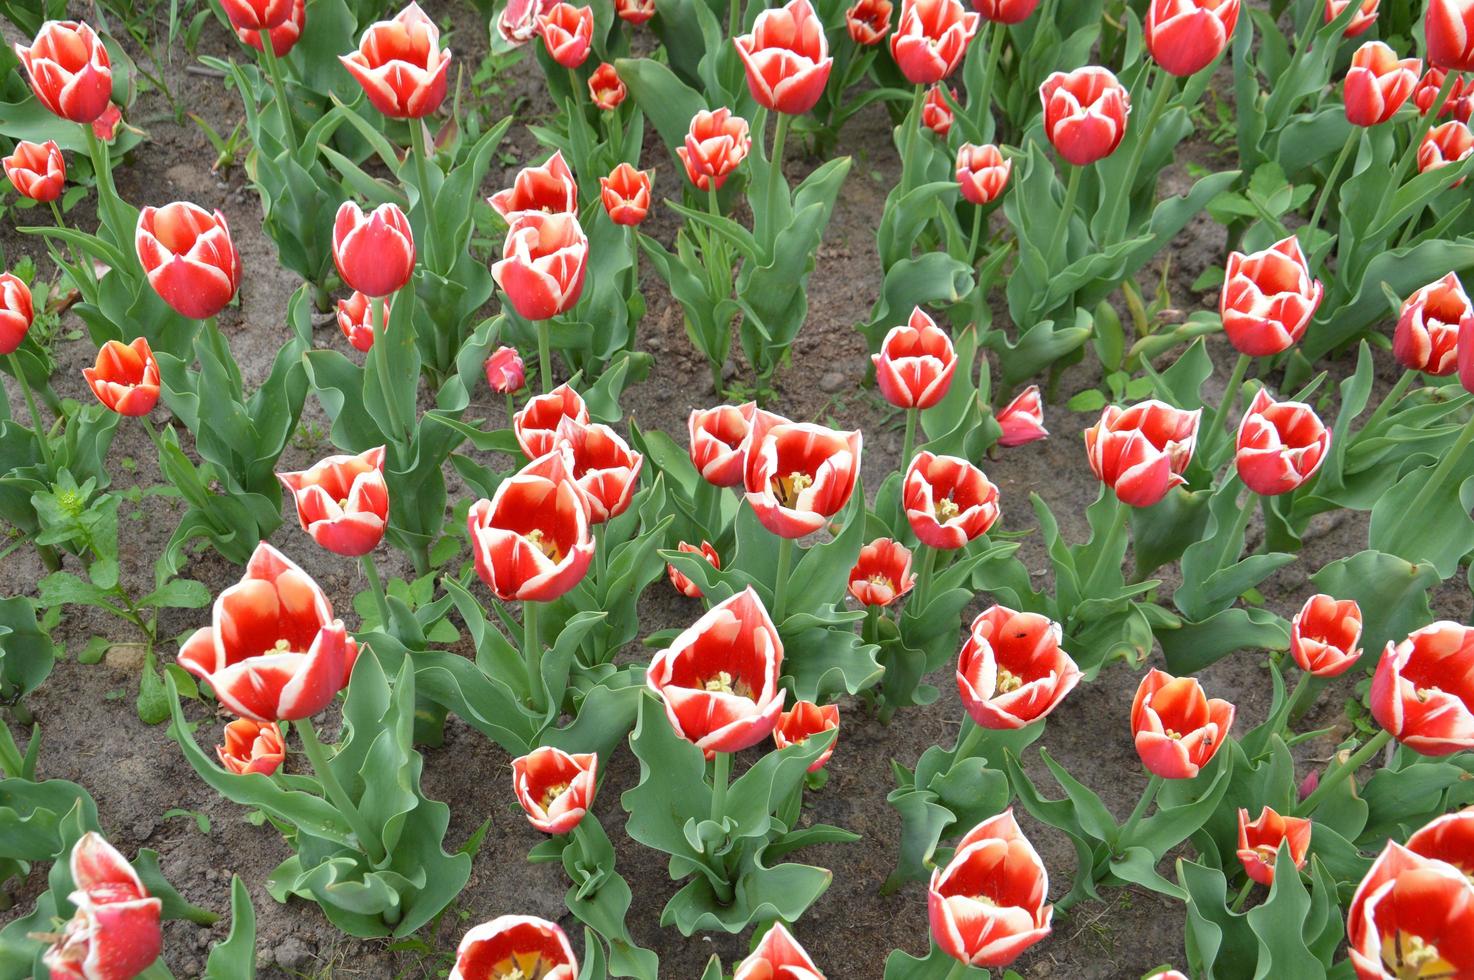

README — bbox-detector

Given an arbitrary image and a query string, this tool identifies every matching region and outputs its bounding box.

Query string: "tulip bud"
[0,272,35,356]
[677,108,751,191]
[616,0,656,22]
[1416,67,1474,121]
[467,448,595,602]
[511,746,597,834]
[848,537,916,606]
[336,291,383,352]
[588,61,626,110]
[1418,119,1474,181]
[135,202,243,320]
[485,345,526,394]
[237,0,306,55]
[956,142,1011,205]
[1236,806,1311,886]
[332,201,416,298]
[488,151,578,222]
[1290,594,1363,677]
[492,211,589,321]
[91,102,123,142]
[1146,0,1241,78]
[1370,622,1474,756]
[3,139,65,203]
[904,451,1001,548]
[667,540,720,598]
[743,409,863,538]
[689,402,756,487]
[451,917,578,980]
[734,924,826,980]
[220,0,290,33]
[514,384,589,458]
[1395,273,1467,375]
[84,338,161,417]
[1348,839,1474,980]
[539,3,594,68]
[735,0,833,116]
[1131,668,1235,779]
[957,605,1080,729]
[873,307,958,409]
[1084,400,1200,507]
[847,0,893,44]
[1327,0,1378,35]
[1219,236,1322,356]
[1344,42,1421,127]
[929,810,1052,968]
[556,416,644,524]
[890,0,979,85]
[277,447,390,557]
[41,833,162,980]
[216,718,285,776]
[996,384,1047,447]
[1234,388,1330,495]
[340,2,452,119]
[14,21,113,125]
[972,0,1040,22]
[600,162,653,226]
[773,700,839,771]
[1039,67,1131,166]
[1297,768,1319,801]
[922,84,956,136]
[1427,0,1474,73]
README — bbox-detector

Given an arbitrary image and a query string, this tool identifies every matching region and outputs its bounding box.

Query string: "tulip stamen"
[773,471,814,507]
[1164,728,1183,740]
[539,782,570,810]
[1416,686,1441,702]
[271,639,291,653]
[935,496,960,522]
[525,528,563,561]
[995,668,1023,694]
[867,573,895,590]
[1384,931,1456,979]
[703,670,754,699]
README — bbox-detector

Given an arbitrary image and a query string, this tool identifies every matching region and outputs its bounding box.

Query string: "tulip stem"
[257,29,298,149]
[973,19,1006,131]
[295,719,386,864]
[710,750,730,822]
[901,83,925,192]
[537,318,554,393]
[1206,352,1252,460]
[1229,876,1254,913]
[1101,66,1176,240]
[1390,410,1474,543]
[1361,369,1417,435]
[83,125,129,250]
[900,407,919,469]
[772,535,794,624]
[505,391,518,429]
[1045,163,1082,268]
[407,119,440,273]
[862,602,880,645]
[1284,671,1324,726]
[1306,127,1357,247]
[7,353,53,470]
[370,296,407,444]
[360,553,392,631]
[728,0,741,38]
[1295,728,1392,817]
[941,959,969,980]
[523,599,544,712]
[913,544,938,610]
[1083,490,1130,596]
[1115,773,1162,850]
[766,111,791,244]
[967,203,985,260]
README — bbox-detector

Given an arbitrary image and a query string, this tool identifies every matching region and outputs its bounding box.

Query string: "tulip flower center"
[773,471,813,507]
[269,638,291,654]
[703,670,753,699]
[525,528,563,561]
[1382,932,1454,978]
[935,497,960,521]
[539,782,570,810]
[867,573,895,589]
[995,668,1023,694]
[1164,728,1183,740]
[492,952,557,980]
[1415,686,1442,702]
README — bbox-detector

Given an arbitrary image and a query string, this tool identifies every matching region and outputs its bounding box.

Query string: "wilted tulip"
[848,537,916,606]
[1234,388,1331,496]
[972,0,1040,23]
[499,0,556,44]
[735,0,833,115]
[678,108,751,191]
[1219,236,1322,356]
[3,139,64,203]
[996,385,1048,447]
[332,201,415,298]
[487,151,578,221]
[237,0,305,55]
[1371,622,1474,756]
[84,338,160,417]
[1395,272,1467,375]
[340,2,452,119]
[14,21,113,124]
[616,0,656,23]
[556,417,643,524]
[41,833,162,980]
[514,384,589,458]
[744,410,863,538]
[1084,400,1200,507]
[450,917,578,980]
[1145,0,1241,78]
[1427,0,1474,72]
[1328,0,1378,35]
[0,273,33,356]
[277,446,389,557]
[1290,594,1363,677]
[957,605,1080,729]
[929,810,1052,968]
[904,452,1001,549]
[735,924,827,979]
[538,3,594,68]
[668,540,720,598]
[216,718,285,776]
[588,61,626,109]
[774,700,840,771]
[492,211,589,321]
[336,291,383,352]
[956,142,1011,205]
[511,746,597,834]
[922,84,956,136]
[1039,67,1131,166]
[890,0,980,85]
[1236,806,1311,886]
[1347,839,1474,980]
[847,0,894,44]
[1131,668,1235,779]
[485,345,526,394]
[1345,42,1420,127]
[135,202,243,320]
[600,162,653,225]
[466,449,595,603]
[689,402,756,487]
[873,307,958,409]
[1418,119,1474,179]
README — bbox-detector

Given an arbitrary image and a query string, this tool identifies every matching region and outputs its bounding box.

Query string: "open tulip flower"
[485,345,526,394]
[1290,594,1363,677]
[3,139,65,203]
[1427,0,1474,73]
[734,923,826,979]
[996,385,1047,448]
[1040,67,1130,166]
[1395,272,1467,374]
[1234,388,1331,496]
[1085,400,1200,507]
[904,451,1000,549]
[848,537,916,606]
[220,0,291,32]
[957,605,1080,730]
[1347,839,1474,980]
[973,0,1040,23]
[928,809,1053,968]
[689,402,756,487]
[956,143,1011,206]
[668,540,721,598]
[847,0,893,45]
[538,3,594,69]
[616,0,656,23]
[1419,119,1474,178]
[873,307,958,409]
[467,448,595,603]
[1345,42,1420,127]
[41,833,162,980]
[600,162,653,226]
[340,2,452,119]
[83,338,160,417]
[678,108,752,191]
[889,0,980,85]
[333,201,416,299]
[1328,0,1378,35]
[774,700,840,771]
[0,272,33,355]
[135,202,243,320]
[238,0,305,55]
[588,62,626,110]
[555,416,644,524]
[1219,236,1322,357]
[1131,668,1235,779]
[1145,0,1240,78]
[1371,622,1474,756]
[735,0,833,116]
[1406,808,1474,876]
[512,746,597,834]
[743,410,862,538]
[14,21,113,125]
[277,446,390,557]
[216,718,286,776]
[450,916,578,980]
[336,291,384,352]
[492,211,589,322]
[1236,806,1311,886]
[488,151,578,221]
[515,384,589,458]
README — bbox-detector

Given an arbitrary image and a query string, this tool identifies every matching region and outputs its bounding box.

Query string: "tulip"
[1395,272,1467,374]
[1219,235,1323,357]
[216,718,285,776]
[689,402,756,487]
[1236,806,1311,886]
[588,61,626,110]
[277,447,389,558]
[14,21,113,124]
[135,202,243,320]
[1085,400,1200,507]
[220,0,290,32]
[773,700,839,771]
[492,211,589,321]
[957,605,1080,730]
[1370,622,1474,756]
[677,108,751,191]
[1131,668,1235,779]
[514,384,589,458]
[83,338,160,417]
[904,452,1000,549]
[922,84,956,136]
[956,142,1011,205]
[600,162,653,226]
[646,587,785,755]
[340,2,452,119]
[555,417,643,524]
[744,410,863,538]
[538,3,594,69]
[1427,0,1474,73]
[0,273,33,356]
[1146,0,1241,78]
[332,201,415,298]
[1328,0,1378,35]
[41,833,162,980]
[178,543,359,721]
[972,0,1039,23]
[511,746,597,834]
[1039,67,1131,166]
[1460,316,1474,395]
[467,448,595,603]
[499,0,555,44]
[485,345,526,394]
[336,291,384,352]
[238,0,306,56]
[1416,67,1473,121]
[1234,388,1331,496]
[1290,594,1363,677]
[996,385,1047,447]
[1345,42,1421,127]
[1406,807,1474,876]
[668,540,721,598]
[1418,119,1474,179]
[1149,973,1189,980]
[91,103,122,142]
[487,151,578,221]
[873,307,958,409]
[890,0,980,85]
[735,0,833,115]
[734,924,826,980]
[3,139,64,203]
[1347,840,1474,980]
[928,810,1052,968]
[450,916,578,980]
[616,0,656,23]
[848,537,916,606]
[847,0,894,44]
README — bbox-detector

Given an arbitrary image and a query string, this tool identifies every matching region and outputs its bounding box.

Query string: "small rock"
[103,643,149,672]
[274,937,313,972]
[819,371,847,393]
[721,358,737,381]
[131,815,157,841]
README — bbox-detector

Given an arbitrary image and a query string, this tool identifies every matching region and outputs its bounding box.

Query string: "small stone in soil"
[274,937,314,971]
[820,371,847,393]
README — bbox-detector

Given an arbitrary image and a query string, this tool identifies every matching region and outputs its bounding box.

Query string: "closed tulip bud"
[1345,42,1420,127]
[539,3,594,68]
[0,273,35,356]
[647,587,785,755]
[467,448,595,602]
[515,384,589,458]
[1219,236,1322,356]
[847,0,893,44]
[1298,768,1319,800]
[600,162,653,225]
[451,917,578,980]
[1084,400,1200,507]
[736,0,833,115]
[1327,0,1378,35]
[238,0,306,56]
[1234,388,1331,496]
[1397,273,1468,375]
[929,810,1052,968]
[488,151,578,222]
[904,451,1001,548]
[956,142,1011,205]
[492,211,589,321]
[1371,622,1474,756]
[216,718,285,776]
[744,409,863,538]
[1427,0,1474,72]
[1146,0,1241,77]
[14,21,113,125]
[135,202,243,320]
[332,201,416,298]
[972,0,1040,22]
[890,0,979,85]
[277,446,389,557]
[774,700,840,771]
[1418,119,1474,180]
[511,746,597,834]
[1290,594,1363,677]
[41,833,162,980]
[1131,668,1235,779]
[689,402,756,487]
[3,139,64,203]
[668,540,720,598]
[556,417,643,524]
[178,543,359,721]
[336,291,383,352]
[735,924,826,979]
[588,61,626,109]
[1406,808,1474,877]
[84,338,160,417]
[957,605,1080,729]
[485,345,526,394]
[220,0,291,32]
[848,537,916,606]
[616,0,656,23]
[340,2,452,119]
[1236,806,1311,886]
[873,307,958,409]
[1348,840,1474,980]
[922,84,956,136]
[91,102,122,142]
[498,0,555,44]
[996,384,1048,447]
[677,108,751,191]
[1039,66,1131,165]
[1415,67,1473,121]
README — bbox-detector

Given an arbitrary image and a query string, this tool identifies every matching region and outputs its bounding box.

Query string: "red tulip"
[1146,0,1241,77]
[14,21,113,124]
[556,417,643,524]
[588,61,627,110]
[689,402,756,487]
[135,202,243,320]
[216,718,285,776]
[336,291,384,352]
[0,273,33,356]
[493,211,589,321]
[1131,668,1235,779]
[340,2,452,119]
[277,446,389,557]
[957,605,1080,730]
[538,3,594,69]
[600,162,653,226]
[238,0,306,56]
[1150,972,1189,980]
[1219,235,1323,356]
[3,139,64,203]
[928,809,1052,968]
[847,0,894,44]
[1234,388,1331,496]
[499,0,557,44]
[332,201,416,298]
[83,338,160,417]
[904,451,1001,549]
[1406,808,1474,876]
[178,543,359,721]
[511,746,597,834]
[873,307,958,409]
[1418,119,1474,179]
[890,0,980,85]
[1328,0,1379,35]
[848,537,916,606]
[1290,594,1363,677]
[956,142,1011,205]
[735,0,833,116]
[616,0,656,23]
[677,108,751,191]
[487,151,578,221]
[451,916,578,980]
[647,587,785,755]
[734,924,826,980]
[922,84,956,136]
[774,700,839,771]
[743,410,863,538]
[1416,67,1473,121]
[1236,806,1311,886]
[668,540,721,598]
[91,102,122,142]
[1395,272,1467,374]
[1345,42,1420,127]
[41,833,162,980]
[1427,0,1474,72]
[1039,67,1131,166]
[1347,840,1474,980]
[972,0,1039,23]
[996,385,1047,447]
[467,449,595,603]
[514,384,589,458]
[1085,400,1200,507]
[1371,622,1474,756]
[220,0,291,32]
[485,345,526,394]
[1459,315,1474,395]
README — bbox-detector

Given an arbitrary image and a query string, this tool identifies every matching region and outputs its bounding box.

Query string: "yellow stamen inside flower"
[1416,686,1441,703]
[492,952,557,980]
[867,574,895,590]
[337,498,350,509]
[525,528,562,561]
[271,639,290,653]
[1165,729,1183,740]
[703,670,754,700]
[1381,932,1456,979]
[936,497,961,522]
[540,782,570,810]
[996,668,1023,694]
[773,471,813,507]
